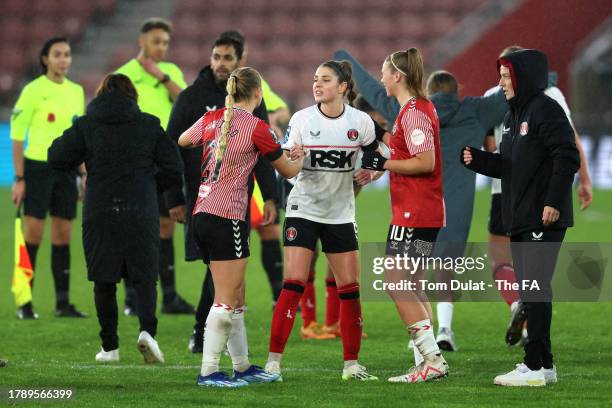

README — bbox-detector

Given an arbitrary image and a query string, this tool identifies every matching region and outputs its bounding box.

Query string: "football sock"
[408,319,440,361]
[413,341,424,366]
[325,277,340,326]
[301,273,316,328]
[159,238,176,304]
[269,280,304,354]
[51,244,70,309]
[436,302,453,330]
[494,263,520,306]
[25,242,39,288]
[261,240,283,301]
[201,303,233,376]
[338,282,362,361]
[227,306,250,373]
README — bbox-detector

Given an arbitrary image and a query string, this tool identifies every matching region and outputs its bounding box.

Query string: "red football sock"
[325,278,340,326]
[338,282,362,361]
[269,279,304,354]
[494,263,520,306]
[301,272,316,328]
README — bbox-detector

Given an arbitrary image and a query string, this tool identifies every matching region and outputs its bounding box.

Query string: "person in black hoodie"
[48,74,183,364]
[165,35,279,353]
[461,49,579,387]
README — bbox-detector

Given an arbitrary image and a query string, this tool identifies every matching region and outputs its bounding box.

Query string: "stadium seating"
[169,0,487,108]
[0,0,117,103]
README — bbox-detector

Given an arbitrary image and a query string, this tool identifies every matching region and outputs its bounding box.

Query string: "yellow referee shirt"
[10,75,85,162]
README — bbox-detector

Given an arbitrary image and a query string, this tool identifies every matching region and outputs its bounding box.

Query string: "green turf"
[1,187,611,407]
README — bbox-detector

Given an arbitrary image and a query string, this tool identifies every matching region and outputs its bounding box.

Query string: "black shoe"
[16,302,38,320]
[506,302,527,345]
[162,295,195,314]
[55,304,88,318]
[188,330,203,353]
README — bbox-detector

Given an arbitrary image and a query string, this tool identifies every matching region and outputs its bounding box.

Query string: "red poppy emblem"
[286,227,298,241]
[520,121,529,136]
[347,129,359,141]
[47,113,56,122]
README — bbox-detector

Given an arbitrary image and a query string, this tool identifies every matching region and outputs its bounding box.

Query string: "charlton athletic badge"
[286,227,298,241]
[347,129,359,141]
[520,121,529,136]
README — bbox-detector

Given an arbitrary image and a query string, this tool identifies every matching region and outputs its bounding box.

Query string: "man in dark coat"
[166,35,279,352]
[48,74,183,364]
[462,49,579,386]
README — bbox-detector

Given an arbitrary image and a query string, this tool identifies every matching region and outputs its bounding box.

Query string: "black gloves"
[361,150,387,171]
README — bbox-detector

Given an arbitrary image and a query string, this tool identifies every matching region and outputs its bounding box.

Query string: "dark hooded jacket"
[48,91,183,283]
[166,65,277,261]
[462,49,580,235]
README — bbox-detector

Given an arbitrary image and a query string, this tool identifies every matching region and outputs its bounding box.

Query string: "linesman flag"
[11,206,33,307]
[249,178,265,228]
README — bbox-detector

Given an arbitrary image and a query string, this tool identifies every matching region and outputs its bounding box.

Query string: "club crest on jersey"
[286,227,298,241]
[347,128,359,141]
[520,121,529,136]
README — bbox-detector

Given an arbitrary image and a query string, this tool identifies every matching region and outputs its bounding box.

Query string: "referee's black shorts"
[24,158,78,220]
[192,212,250,264]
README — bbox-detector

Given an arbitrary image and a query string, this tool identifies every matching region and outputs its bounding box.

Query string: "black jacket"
[462,49,579,235]
[48,91,183,283]
[166,65,278,261]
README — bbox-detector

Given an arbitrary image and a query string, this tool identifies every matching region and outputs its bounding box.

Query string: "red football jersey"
[389,97,445,227]
[184,107,282,220]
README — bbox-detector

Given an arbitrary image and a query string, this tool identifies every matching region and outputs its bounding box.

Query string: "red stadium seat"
[0,0,28,16]
[0,19,28,46]
[95,0,118,15]
[0,47,26,74]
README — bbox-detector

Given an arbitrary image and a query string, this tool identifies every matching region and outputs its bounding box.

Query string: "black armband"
[374,121,387,141]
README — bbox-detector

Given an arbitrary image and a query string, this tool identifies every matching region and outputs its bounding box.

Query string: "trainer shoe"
[95,348,119,362]
[16,302,38,320]
[264,361,283,382]
[137,331,165,364]
[506,301,527,346]
[388,355,449,383]
[542,365,557,384]
[300,321,335,340]
[197,372,248,388]
[342,364,378,381]
[188,330,203,353]
[493,363,546,387]
[162,295,195,314]
[233,365,281,383]
[322,322,368,339]
[56,304,88,318]
[436,327,458,351]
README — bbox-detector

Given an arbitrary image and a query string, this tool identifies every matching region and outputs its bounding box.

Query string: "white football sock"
[436,302,454,331]
[227,306,251,373]
[510,301,520,314]
[201,303,233,376]
[407,319,440,361]
[413,341,424,366]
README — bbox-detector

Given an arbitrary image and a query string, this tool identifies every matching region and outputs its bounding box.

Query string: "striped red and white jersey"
[389,97,445,228]
[184,107,282,220]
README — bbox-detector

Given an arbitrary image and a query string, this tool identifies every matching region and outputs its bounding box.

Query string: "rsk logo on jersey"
[347,129,359,141]
[520,121,529,136]
[310,150,355,170]
[286,227,298,241]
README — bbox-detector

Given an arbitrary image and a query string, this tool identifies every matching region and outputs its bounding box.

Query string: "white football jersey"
[282,104,376,224]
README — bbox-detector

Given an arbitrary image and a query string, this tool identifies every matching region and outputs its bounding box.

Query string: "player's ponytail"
[212,67,262,181]
[385,48,427,100]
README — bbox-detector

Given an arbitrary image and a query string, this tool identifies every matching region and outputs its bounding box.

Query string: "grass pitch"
[1,187,611,407]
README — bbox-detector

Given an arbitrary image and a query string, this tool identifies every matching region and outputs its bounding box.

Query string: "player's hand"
[361,150,387,171]
[137,50,165,81]
[462,147,473,165]
[11,180,25,206]
[261,200,277,226]
[542,206,560,226]
[289,144,305,161]
[578,180,593,210]
[354,169,375,186]
[169,205,186,224]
